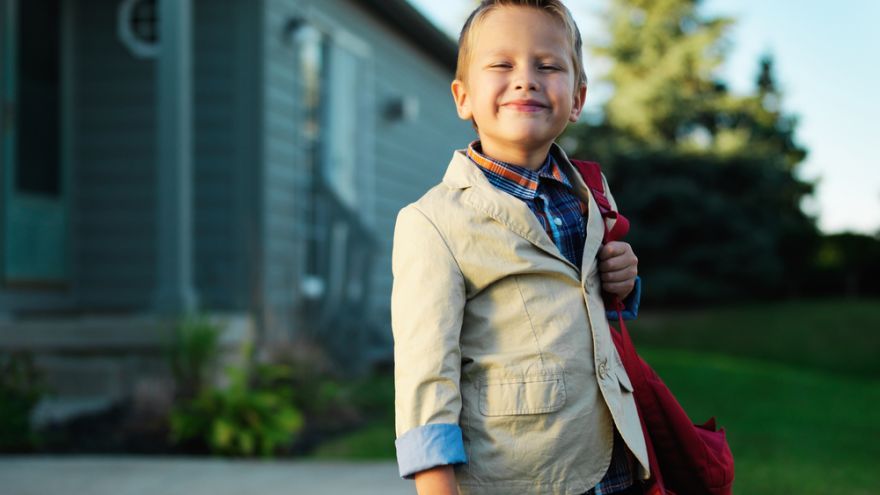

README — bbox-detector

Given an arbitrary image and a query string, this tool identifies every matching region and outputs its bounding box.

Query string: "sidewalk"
[0,456,414,495]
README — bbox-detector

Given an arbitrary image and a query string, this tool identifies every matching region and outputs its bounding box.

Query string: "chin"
[504,131,555,147]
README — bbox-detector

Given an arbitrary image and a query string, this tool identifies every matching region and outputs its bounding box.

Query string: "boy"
[391,1,648,494]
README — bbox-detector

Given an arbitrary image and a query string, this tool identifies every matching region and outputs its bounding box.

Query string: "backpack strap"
[571,160,669,494]
[571,159,633,311]
[570,160,630,244]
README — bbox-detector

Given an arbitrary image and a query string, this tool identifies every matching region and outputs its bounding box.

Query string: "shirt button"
[553,217,563,226]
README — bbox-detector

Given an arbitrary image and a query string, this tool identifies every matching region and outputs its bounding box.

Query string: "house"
[0,0,472,422]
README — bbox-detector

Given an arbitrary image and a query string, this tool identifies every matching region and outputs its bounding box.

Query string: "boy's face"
[452,6,586,159]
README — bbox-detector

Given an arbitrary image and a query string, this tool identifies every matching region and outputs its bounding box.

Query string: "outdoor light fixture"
[384,95,419,123]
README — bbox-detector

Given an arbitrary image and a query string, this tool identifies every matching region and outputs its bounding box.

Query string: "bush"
[169,344,305,457]
[166,312,223,401]
[0,352,49,451]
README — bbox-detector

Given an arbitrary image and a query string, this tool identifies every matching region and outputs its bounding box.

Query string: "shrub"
[169,344,304,457]
[0,352,49,451]
[166,312,222,401]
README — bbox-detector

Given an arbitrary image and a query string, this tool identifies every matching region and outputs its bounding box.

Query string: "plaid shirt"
[466,142,587,267]
[467,141,637,495]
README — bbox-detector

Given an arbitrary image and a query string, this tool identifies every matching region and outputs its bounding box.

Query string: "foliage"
[0,352,49,451]
[564,0,821,303]
[169,343,304,457]
[563,144,819,303]
[166,315,304,458]
[166,312,222,401]
[595,0,735,145]
[305,372,396,459]
[809,233,880,298]
[263,340,369,430]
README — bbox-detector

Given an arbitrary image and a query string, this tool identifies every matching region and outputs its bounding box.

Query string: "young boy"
[391,2,648,494]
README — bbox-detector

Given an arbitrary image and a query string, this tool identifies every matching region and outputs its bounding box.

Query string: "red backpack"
[572,159,736,495]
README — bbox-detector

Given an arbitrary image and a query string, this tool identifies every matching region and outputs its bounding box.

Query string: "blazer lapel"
[443,151,577,271]
[549,145,605,285]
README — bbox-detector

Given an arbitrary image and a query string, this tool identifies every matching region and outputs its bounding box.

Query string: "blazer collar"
[442,144,606,278]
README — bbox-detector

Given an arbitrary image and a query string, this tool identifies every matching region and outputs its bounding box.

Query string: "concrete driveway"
[0,456,415,495]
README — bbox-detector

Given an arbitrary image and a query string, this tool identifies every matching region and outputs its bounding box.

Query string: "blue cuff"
[395,423,468,479]
[606,276,641,321]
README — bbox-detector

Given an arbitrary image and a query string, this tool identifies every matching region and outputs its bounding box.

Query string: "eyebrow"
[479,49,567,60]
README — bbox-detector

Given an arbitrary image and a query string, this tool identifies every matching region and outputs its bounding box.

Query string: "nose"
[513,66,540,91]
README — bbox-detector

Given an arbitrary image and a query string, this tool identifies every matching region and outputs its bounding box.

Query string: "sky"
[407,0,880,235]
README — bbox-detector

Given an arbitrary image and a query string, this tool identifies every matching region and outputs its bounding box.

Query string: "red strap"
[573,159,668,493]
[570,160,630,244]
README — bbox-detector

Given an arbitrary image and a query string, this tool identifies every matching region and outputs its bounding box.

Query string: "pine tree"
[595,0,733,146]
[563,0,820,302]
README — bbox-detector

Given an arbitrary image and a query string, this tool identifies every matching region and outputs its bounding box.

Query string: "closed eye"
[539,64,563,71]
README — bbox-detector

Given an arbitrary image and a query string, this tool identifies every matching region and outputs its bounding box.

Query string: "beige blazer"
[391,144,649,495]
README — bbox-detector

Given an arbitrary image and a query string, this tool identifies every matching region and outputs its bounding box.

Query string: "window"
[323,43,363,209]
[16,0,61,196]
[118,0,158,58]
[294,21,376,308]
[296,22,374,214]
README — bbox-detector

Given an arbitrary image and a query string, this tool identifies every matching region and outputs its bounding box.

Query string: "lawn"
[310,298,880,494]
[628,298,880,378]
[641,348,880,495]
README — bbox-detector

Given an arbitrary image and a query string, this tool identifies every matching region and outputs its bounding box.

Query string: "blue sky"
[407,0,879,235]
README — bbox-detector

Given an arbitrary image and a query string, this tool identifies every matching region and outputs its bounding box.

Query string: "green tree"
[565,0,819,303]
[595,0,733,146]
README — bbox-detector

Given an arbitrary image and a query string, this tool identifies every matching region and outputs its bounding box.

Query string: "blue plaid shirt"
[466,142,588,267]
[467,141,637,494]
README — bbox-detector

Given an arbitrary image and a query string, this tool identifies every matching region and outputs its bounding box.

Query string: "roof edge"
[358,0,459,72]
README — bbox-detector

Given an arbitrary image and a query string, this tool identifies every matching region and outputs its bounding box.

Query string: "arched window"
[118,0,158,58]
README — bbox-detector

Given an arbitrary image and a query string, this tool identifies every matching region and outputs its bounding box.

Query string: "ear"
[451,79,473,121]
[569,83,587,123]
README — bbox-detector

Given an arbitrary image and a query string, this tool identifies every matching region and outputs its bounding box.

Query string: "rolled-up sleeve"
[391,206,468,479]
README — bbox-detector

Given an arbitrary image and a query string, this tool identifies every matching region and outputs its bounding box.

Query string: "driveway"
[0,456,415,495]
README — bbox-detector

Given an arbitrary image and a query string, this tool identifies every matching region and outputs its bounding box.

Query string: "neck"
[478,139,553,171]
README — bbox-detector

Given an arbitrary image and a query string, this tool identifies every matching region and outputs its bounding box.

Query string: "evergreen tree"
[595,0,733,146]
[564,0,820,303]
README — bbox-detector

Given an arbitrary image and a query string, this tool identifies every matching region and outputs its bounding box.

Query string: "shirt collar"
[466,141,572,200]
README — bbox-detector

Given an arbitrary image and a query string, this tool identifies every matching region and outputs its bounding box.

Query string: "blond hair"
[455,0,587,90]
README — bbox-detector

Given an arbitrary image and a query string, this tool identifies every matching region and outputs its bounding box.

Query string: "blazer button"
[597,358,609,380]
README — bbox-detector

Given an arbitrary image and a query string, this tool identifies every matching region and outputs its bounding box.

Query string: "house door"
[1,0,68,287]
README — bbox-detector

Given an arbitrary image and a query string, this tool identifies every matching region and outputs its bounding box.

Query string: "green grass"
[309,299,880,494]
[641,348,880,495]
[311,422,396,459]
[629,298,880,378]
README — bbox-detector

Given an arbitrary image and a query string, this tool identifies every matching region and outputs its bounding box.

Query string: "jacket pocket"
[478,369,566,416]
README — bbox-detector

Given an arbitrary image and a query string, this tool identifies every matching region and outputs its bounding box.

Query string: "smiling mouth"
[503,101,548,112]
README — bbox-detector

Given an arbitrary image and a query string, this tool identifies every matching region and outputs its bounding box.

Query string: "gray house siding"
[370,34,474,330]
[72,0,158,310]
[261,0,307,342]
[259,0,472,353]
[1,0,470,417]
[192,0,262,311]
[339,0,474,334]
[71,0,261,313]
